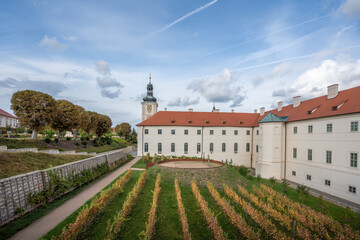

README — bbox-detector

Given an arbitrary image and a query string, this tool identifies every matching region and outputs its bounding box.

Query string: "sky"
[1,0,360,129]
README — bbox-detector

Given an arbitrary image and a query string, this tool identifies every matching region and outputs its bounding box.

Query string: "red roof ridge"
[0,109,17,119]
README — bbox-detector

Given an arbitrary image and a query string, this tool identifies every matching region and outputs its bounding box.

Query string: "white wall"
[137,125,253,166]
[285,113,360,204]
[0,116,17,128]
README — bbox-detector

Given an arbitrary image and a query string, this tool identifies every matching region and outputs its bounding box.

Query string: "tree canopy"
[11,90,57,139]
[116,122,131,139]
[96,114,112,137]
[51,100,78,137]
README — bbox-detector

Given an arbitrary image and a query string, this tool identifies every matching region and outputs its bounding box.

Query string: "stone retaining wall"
[0,146,135,225]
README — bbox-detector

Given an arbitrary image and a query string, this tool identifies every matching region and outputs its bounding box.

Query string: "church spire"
[143,74,157,102]
[149,73,151,83]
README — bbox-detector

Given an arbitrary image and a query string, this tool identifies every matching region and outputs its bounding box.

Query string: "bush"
[55,138,59,143]
[66,137,71,141]
[17,126,26,133]
[74,141,80,146]
[27,129,32,134]
[45,138,51,143]
[237,165,250,176]
[80,136,85,141]
[82,140,87,145]
[281,179,289,194]
[93,143,100,147]
[85,136,90,141]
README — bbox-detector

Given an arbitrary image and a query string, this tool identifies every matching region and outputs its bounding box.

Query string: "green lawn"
[75,140,128,153]
[0,138,49,150]
[0,152,89,178]
[43,164,360,240]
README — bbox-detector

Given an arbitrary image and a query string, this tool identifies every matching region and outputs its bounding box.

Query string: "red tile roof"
[259,86,360,123]
[0,109,17,119]
[137,111,260,127]
[137,85,360,127]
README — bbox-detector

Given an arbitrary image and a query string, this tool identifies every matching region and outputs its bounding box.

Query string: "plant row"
[174,178,192,240]
[223,184,290,240]
[107,171,147,239]
[59,170,133,239]
[237,185,313,240]
[207,182,259,240]
[143,173,161,240]
[191,180,226,240]
[260,184,359,239]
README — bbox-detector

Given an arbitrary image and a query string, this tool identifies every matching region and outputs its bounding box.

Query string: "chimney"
[188,108,193,112]
[277,101,283,112]
[231,109,234,113]
[327,84,339,99]
[164,107,167,111]
[260,107,265,116]
[254,109,258,114]
[293,96,301,108]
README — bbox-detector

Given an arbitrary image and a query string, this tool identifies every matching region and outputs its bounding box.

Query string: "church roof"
[0,109,17,119]
[138,85,360,127]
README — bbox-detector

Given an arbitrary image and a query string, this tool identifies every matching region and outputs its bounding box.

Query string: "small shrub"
[94,143,100,147]
[66,137,71,141]
[82,140,87,145]
[85,136,90,141]
[269,177,276,186]
[74,141,80,146]
[237,165,250,176]
[45,138,51,143]
[80,136,85,141]
[55,138,59,143]
[297,184,309,203]
[281,179,289,194]
[256,174,262,182]
[27,129,32,134]
[17,126,26,133]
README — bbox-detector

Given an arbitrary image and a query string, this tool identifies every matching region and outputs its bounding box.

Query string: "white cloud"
[188,68,245,107]
[64,36,78,41]
[40,35,67,50]
[251,62,292,87]
[96,76,123,88]
[168,96,200,107]
[95,60,111,75]
[273,59,360,101]
[339,0,360,19]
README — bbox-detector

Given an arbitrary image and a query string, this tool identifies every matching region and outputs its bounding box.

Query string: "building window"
[292,171,296,176]
[158,143,162,154]
[222,130,226,135]
[234,130,238,135]
[308,149,312,161]
[197,143,201,153]
[158,129,162,135]
[256,130,259,135]
[171,129,175,135]
[349,186,356,194]
[171,143,175,152]
[293,126,297,134]
[293,148,297,158]
[326,151,332,163]
[144,129,149,134]
[325,180,331,186]
[184,143,188,154]
[184,129,188,135]
[210,143,214,152]
[256,145,259,153]
[350,153,358,168]
[308,125,313,133]
[210,130,214,135]
[351,121,358,132]
[306,174,311,181]
[246,143,250,152]
[144,143,148,152]
[234,143,238,153]
[246,130,250,135]
[222,143,226,152]
[197,130,201,135]
[326,124,332,133]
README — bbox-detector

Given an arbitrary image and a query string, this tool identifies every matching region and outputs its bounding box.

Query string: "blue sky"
[1,0,360,128]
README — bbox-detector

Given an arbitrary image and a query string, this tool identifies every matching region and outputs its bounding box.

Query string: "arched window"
[222,143,226,152]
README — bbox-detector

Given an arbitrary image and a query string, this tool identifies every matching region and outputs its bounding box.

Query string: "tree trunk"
[74,129,78,140]
[58,130,61,139]
[32,129,38,139]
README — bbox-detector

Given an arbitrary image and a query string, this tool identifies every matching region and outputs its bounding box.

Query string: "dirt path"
[10,156,141,240]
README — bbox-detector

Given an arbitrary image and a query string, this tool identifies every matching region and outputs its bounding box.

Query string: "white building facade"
[137,83,360,205]
[0,109,18,128]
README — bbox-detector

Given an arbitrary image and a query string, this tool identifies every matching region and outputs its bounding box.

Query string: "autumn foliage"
[175,178,191,240]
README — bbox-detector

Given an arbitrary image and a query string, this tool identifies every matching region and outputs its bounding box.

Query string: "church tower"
[141,73,158,121]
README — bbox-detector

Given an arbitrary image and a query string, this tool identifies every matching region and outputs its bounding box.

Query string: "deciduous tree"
[73,105,89,140]
[84,111,99,136]
[96,114,112,137]
[51,100,78,139]
[118,122,131,139]
[11,90,57,139]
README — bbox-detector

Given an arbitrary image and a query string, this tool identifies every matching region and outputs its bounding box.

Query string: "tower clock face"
[147,105,152,112]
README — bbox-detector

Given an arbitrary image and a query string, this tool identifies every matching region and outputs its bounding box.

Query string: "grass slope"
[0,152,88,178]
[0,138,48,150]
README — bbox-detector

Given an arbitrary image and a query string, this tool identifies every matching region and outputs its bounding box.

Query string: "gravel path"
[10,156,141,240]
